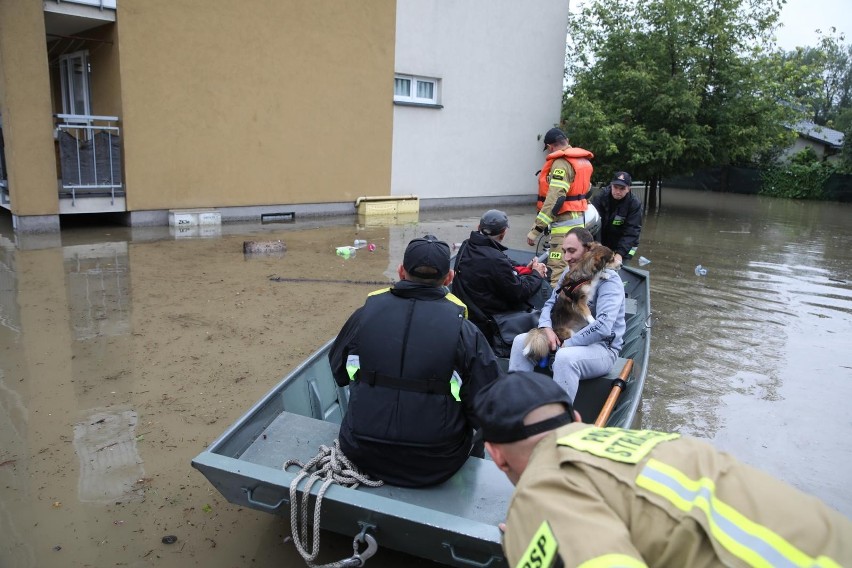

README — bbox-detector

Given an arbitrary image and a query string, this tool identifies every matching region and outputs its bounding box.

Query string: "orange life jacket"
[537,148,594,214]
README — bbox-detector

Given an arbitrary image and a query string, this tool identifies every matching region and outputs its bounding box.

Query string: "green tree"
[563,0,809,199]
[783,30,852,126]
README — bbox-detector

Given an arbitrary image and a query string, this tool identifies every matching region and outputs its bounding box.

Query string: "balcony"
[44,0,117,43]
[55,114,124,211]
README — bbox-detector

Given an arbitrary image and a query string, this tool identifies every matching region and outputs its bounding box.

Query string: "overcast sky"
[567,0,851,52]
[775,0,852,51]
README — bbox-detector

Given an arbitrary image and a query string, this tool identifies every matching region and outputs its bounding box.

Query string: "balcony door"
[59,50,92,120]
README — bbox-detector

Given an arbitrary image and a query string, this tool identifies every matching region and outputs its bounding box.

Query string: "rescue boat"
[192,250,650,567]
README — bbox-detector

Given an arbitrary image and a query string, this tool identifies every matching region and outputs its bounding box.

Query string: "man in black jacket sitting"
[328,235,500,487]
[452,210,550,339]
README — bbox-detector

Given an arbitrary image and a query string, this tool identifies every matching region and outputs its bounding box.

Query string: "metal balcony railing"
[55,114,124,206]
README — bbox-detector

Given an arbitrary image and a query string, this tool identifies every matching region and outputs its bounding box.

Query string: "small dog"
[523,243,617,362]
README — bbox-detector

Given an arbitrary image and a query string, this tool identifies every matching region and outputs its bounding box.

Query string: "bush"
[760,148,835,199]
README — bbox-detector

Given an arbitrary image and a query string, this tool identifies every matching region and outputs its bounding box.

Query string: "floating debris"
[243,240,287,258]
[162,535,178,545]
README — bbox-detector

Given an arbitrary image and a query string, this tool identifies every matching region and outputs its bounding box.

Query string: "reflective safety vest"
[537,148,594,214]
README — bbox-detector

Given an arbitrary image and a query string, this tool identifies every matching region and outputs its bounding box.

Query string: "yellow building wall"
[88,24,124,120]
[116,0,396,211]
[0,1,59,216]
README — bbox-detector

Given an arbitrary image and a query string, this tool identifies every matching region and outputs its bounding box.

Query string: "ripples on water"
[635,190,852,515]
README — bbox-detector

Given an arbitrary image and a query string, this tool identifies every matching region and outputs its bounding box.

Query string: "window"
[394,74,439,105]
[59,50,92,119]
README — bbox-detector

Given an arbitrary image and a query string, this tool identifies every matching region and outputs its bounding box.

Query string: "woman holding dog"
[508,227,626,401]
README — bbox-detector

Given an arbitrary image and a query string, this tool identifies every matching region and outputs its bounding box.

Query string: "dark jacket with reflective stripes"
[590,186,643,259]
[328,280,500,487]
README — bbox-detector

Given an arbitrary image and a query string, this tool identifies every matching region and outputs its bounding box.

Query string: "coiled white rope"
[284,439,384,567]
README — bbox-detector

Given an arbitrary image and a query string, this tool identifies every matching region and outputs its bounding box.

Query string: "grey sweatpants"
[508,332,617,402]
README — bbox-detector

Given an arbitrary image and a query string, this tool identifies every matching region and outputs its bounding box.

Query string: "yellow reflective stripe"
[537,211,553,225]
[449,371,461,402]
[637,459,840,568]
[576,553,648,568]
[550,223,583,235]
[549,179,570,190]
[444,292,469,319]
[346,364,358,381]
[515,520,559,568]
[557,428,679,464]
[367,287,392,297]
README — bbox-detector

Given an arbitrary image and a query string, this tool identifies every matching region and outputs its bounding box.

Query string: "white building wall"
[780,138,841,164]
[392,0,570,202]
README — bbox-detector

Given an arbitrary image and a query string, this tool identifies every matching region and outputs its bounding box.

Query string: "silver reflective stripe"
[637,459,826,568]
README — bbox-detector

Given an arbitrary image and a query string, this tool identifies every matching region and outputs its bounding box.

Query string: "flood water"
[1,188,850,567]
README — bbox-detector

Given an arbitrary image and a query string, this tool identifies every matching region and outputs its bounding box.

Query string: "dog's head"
[567,242,614,279]
[585,242,615,273]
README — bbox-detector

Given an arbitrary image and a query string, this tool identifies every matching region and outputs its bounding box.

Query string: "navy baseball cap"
[611,171,632,187]
[403,235,451,279]
[543,127,568,150]
[475,371,575,444]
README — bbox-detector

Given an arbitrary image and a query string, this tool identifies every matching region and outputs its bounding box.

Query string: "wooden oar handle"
[594,359,634,427]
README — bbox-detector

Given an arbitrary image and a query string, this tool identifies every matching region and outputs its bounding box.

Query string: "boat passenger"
[476,371,852,568]
[528,127,595,284]
[451,209,551,339]
[508,227,625,401]
[590,171,643,265]
[328,235,501,487]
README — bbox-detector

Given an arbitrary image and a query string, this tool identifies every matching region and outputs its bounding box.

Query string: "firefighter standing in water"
[528,127,594,285]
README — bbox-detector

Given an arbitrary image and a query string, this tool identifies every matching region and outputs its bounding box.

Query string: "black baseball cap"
[543,127,568,150]
[475,371,575,444]
[403,235,451,279]
[479,209,509,236]
[611,171,632,187]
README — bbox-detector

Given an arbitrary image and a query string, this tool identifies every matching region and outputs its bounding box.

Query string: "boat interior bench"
[573,357,633,424]
[207,410,511,566]
[240,411,512,518]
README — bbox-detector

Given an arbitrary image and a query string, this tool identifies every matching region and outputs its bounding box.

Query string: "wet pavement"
[1,188,851,567]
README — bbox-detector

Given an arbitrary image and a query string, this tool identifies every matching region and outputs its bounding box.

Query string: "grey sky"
[774,0,852,51]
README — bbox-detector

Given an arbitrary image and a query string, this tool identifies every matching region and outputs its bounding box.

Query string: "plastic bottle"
[353,239,367,249]
[336,246,357,259]
[638,256,651,266]
[694,264,707,276]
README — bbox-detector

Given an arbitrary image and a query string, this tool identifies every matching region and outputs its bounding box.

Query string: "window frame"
[393,74,441,106]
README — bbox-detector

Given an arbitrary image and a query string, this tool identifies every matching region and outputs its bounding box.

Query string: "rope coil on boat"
[284,439,384,567]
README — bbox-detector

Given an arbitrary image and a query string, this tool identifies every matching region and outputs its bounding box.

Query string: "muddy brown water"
[1,188,850,567]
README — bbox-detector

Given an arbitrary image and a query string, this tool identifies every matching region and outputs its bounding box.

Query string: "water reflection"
[65,243,131,340]
[73,408,145,504]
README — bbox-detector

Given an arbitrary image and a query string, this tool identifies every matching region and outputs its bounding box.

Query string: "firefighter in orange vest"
[528,128,594,284]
